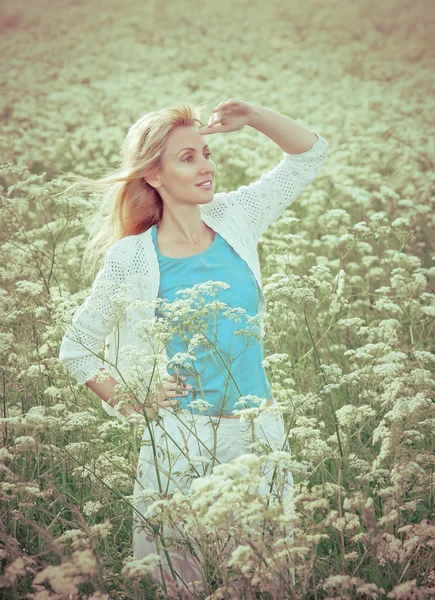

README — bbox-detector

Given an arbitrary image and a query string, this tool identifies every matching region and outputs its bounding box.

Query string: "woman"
[59,98,329,593]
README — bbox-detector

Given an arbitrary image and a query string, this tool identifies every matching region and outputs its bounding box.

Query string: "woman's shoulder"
[107,232,144,253]
[105,230,154,277]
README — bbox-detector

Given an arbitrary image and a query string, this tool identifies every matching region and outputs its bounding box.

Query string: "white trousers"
[132,400,294,592]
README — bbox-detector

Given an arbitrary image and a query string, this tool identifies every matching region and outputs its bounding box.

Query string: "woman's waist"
[218,396,276,418]
[160,397,277,427]
[177,394,276,419]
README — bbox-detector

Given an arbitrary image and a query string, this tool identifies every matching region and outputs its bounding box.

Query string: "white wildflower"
[352,221,371,234]
[413,350,435,364]
[369,211,388,222]
[83,500,104,517]
[89,522,112,539]
[391,217,410,228]
[15,280,44,296]
[324,208,351,222]
[186,398,214,413]
[0,448,14,461]
[121,554,161,578]
[262,353,290,368]
[43,386,63,400]
[14,436,37,450]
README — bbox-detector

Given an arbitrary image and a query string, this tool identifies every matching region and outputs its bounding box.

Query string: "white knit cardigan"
[59,131,329,418]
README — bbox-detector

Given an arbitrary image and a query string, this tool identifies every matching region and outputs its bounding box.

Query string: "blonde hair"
[62,101,207,283]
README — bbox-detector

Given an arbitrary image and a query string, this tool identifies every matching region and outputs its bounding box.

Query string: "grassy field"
[0,0,434,598]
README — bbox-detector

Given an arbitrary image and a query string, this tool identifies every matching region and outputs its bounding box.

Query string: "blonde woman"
[59,98,329,594]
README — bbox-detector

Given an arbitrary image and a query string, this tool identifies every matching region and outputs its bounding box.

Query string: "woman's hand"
[198,99,256,135]
[117,376,190,419]
[121,395,144,417]
[148,374,190,417]
[122,375,191,419]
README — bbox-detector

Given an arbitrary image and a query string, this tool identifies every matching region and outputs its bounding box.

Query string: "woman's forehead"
[166,127,207,155]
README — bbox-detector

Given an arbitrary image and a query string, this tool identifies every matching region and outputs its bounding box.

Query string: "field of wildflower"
[1,0,434,598]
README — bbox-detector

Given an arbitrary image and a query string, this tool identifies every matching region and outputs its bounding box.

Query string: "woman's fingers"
[161,399,181,408]
[168,387,190,397]
[166,375,187,384]
[164,389,183,398]
[208,110,227,127]
[212,99,237,113]
[157,376,191,411]
[159,381,190,398]
[166,376,190,391]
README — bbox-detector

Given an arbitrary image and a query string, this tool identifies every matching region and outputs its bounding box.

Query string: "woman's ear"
[142,175,160,189]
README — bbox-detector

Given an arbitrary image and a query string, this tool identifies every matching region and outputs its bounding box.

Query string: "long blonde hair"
[62,101,207,283]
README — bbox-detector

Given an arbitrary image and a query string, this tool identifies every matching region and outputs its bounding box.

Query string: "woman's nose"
[200,165,214,177]
[200,155,213,171]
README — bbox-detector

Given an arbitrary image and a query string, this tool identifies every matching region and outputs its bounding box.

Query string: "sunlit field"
[1,0,434,598]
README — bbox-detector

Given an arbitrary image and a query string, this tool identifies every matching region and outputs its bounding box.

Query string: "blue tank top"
[150,224,273,417]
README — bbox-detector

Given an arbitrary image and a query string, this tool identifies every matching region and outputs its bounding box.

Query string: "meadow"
[0,0,434,598]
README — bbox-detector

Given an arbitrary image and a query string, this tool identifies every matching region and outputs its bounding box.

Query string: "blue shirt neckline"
[151,224,219,262]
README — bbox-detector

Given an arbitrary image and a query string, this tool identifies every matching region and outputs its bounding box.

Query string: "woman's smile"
[195,181,213,189]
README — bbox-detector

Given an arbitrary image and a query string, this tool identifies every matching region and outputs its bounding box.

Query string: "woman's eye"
[183,152,212,162]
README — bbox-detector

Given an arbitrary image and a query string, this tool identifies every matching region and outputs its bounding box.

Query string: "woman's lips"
[196,181,213,189]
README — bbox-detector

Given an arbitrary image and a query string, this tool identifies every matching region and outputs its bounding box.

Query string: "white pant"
[132,400,294,592]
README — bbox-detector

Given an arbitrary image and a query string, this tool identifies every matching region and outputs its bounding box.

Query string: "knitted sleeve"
[224,131,329,243]
[58,237,134,386]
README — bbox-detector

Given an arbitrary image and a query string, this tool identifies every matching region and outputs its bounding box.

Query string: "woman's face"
[148,126,216,205]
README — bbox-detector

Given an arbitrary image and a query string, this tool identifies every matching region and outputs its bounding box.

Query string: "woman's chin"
[199,194,215,205]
